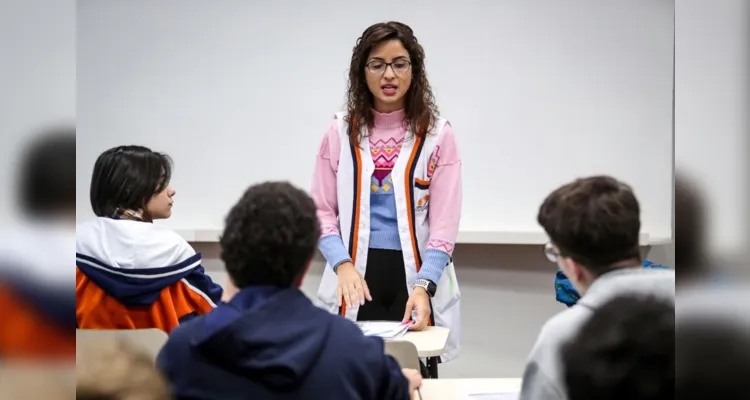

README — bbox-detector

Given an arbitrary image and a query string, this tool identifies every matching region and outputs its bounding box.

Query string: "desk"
[388,326,449,378]
[419,379,522,399]
[393,326,450,357]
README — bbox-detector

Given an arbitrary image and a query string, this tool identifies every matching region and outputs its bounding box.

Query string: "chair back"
[384,340,420,370]
[76,328,168,361]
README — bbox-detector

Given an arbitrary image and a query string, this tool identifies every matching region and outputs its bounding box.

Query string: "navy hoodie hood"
[192,286,331,390]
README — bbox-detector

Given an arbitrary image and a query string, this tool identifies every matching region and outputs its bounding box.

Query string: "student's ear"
[560,258,585,294]
[568,259,594,294]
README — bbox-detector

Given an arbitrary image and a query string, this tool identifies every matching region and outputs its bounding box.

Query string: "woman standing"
[312,21,462,375]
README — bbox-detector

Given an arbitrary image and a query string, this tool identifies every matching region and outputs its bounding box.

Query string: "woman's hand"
[402,287,431,331]
[402,368,422,398]
[336,262,372,308]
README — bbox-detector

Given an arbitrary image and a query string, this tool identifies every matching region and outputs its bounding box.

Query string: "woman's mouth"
[381,84,398,96]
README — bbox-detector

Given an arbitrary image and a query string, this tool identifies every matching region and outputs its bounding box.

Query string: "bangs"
[154,152,173,193]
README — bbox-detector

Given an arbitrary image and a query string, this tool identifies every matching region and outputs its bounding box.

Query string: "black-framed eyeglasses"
[366,59,412,75]
[544,242,561,263]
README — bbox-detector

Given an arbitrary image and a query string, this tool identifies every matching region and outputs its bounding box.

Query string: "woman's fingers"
[346,281,359,308]
[354,281,365,306]
[361,278,372,301]
[338,271,370,308]
[341,285,352,308]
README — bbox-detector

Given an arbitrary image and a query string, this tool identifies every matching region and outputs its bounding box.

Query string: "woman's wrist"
[319,235,351,270]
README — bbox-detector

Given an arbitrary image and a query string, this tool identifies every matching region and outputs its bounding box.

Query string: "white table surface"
[390,325,450,357]
[418,378,522,399]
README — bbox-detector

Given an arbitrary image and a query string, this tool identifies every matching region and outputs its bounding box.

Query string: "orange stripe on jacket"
[0,283,75,360]
[404,136,424,272]
[76,268,214,333]
[341,144,363,318]
[403,136,433,327]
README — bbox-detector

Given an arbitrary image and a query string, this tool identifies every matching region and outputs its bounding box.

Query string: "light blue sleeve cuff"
[318,235,352,271]
[416,249,451,286]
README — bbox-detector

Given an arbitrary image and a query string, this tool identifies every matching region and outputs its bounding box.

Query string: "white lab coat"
[316,112,462,362]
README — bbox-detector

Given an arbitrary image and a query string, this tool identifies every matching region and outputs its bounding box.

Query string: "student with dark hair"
[157,181,421,400]
[562,295,675,400]
[0,126,76,359]
[76,145,222,333]
[519,175,675,400]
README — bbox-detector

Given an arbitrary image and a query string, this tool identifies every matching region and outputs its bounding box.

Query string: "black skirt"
[356,248,408,322]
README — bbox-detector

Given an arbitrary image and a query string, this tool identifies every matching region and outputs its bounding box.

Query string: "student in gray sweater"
[519,176,675,400]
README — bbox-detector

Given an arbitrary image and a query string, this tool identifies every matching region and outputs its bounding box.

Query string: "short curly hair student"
[562,295,675,400]
[157,181,421,400]
[219,182,320,288]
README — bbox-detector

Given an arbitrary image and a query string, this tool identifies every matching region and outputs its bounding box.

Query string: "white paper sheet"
[356,321,410,339]
[463,392,519,400]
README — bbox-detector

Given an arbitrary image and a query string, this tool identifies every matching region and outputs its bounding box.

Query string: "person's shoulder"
[530,306,591,360]
[524,307,590,394]
[328,111,349,132]
[158,315,204,364]
[430,116,455,144]
[134,224,197,265]
[319,113,344,147]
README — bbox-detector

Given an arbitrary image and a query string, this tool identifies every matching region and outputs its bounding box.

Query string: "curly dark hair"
[562,295,674,400]
[345,21,439,146]
[220,181,320,288]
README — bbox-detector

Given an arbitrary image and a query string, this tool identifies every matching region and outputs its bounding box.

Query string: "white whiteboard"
[76,0,674,243]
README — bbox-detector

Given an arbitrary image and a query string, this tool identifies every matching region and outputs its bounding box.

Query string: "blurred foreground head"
[563,295,674,400]
[676,287,750,399]
[674,172,708,281]
[16,125,76,220]
[76,337,171,400]
[0,364,73,399]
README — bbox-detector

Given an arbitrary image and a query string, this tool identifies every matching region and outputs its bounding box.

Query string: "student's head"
[220,181,319,289]
[538,175,641,294]
[676,300,750,399]
[17,126,76,220]
[76,337,171,400]
[562,295,674,400]
[346,21,438,145]
[90,145,175,221]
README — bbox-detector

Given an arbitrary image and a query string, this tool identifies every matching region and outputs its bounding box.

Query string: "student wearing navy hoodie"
[156,181,421,400]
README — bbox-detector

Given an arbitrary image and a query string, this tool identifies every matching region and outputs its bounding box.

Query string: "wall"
[76,0,675,239]
[194,242,673,378]
[675,0,749,255]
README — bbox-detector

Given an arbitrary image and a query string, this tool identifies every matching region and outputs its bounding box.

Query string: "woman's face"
[365,39,412,113]
[146,183,175,220]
